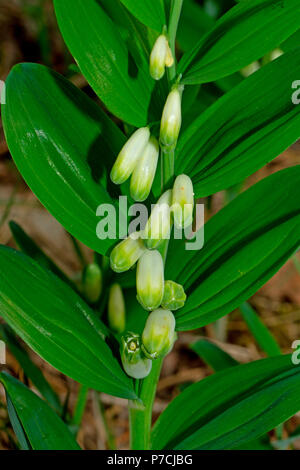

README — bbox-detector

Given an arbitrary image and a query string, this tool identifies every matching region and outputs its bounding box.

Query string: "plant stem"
[93,392,116,450]
[129,359,163,450]
[168,0,183,82]
[72,384,89,429]
[162,147,175,189]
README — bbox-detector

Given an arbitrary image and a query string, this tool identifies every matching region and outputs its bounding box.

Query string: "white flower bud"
[110,127,150,185]
[110,233,146,273]
[82,263,102,304]
[136,250,164,311]
[160,87,182,149]
[165,43,174,68]
[172,174,194,229]
[150,35,168,80]
[142,309,176,359]
[108,283,126,334]
[121,332,152,379]
[130,136,159,202]
[144,189,173,250]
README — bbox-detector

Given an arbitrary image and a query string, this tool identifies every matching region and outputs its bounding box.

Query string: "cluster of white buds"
[107,30,194,379]
[82,262,102,304]
[110,128,159,202]
[149,34,174,80]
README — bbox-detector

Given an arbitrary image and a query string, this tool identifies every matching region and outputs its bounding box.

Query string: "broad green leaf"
[166,167,300,330]
[54,0,154,126]
[151,355,300,449]
[2,63,125,256]
[0,372,80,450]
[6,395,31,450]
[10,221,73,289]
[98,0,168,118]
[176,49,300,197]
[177,0,214,52]
[178,0,300,84]
[240,302,281,357]
[191,339,239,371]
[282,29,300,52]
[0,246,136,399]
[120,0,166,31]
[0,324,61,413]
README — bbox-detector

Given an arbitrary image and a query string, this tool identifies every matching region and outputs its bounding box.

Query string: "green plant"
[1,0,300,450]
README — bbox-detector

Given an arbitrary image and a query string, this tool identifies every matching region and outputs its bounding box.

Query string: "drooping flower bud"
[130,136,159,202]
[162,280,186,311]
[160,87,182,149]
[149,35,174,81]
[82,263,102,304]
[121,332,152,379]
[110,233,146,273]
[144,189,173,250]
[150,35,168,80]
[110,127,150,185]
[108,283,126,334]
[172,174,194,229]
[136,250,164,311]
[142,309,176,359]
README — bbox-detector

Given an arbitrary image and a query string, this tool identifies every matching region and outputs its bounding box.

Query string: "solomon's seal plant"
[1,0,300,451]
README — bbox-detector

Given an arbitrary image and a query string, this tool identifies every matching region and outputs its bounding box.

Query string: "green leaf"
[151,355,300,449]
[0,372,80,450]
[0,246,136,400]
[10,221,73,289]
[177,0,214,52]
[240,302,281,357]
[191,339,239,371]
[178,0,300,84]
[6,394,31,450]
[0,324,61,413]
[2,63,125,256]
[54,0,154,126]
[166,167,300,330]
[120,0,166,31]
[176,49,300,197]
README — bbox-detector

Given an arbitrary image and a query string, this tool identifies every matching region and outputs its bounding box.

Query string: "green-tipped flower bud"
[162,280,186,311]
[172,174,194,229]
[144,189,172,250]
[110,127,150,185]
[121,332,152,379]
[142,309,176,359]
[160,87,182,149]
[149,35,174,80]
[110,233,146,273]
[82,263,102,303]
[130,136,159,202]
[136,250,164,311]
[108,283,126,334]
[150,35,168,80]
